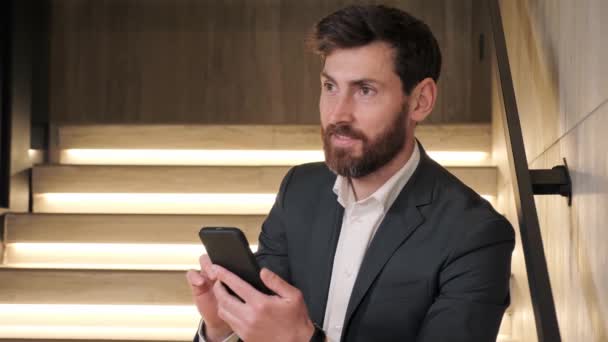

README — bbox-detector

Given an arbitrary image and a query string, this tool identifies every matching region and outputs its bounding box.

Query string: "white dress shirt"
[322,142,420,341]
[199,142,420,342]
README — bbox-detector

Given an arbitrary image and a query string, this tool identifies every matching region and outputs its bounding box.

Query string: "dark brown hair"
[308,5,442,95]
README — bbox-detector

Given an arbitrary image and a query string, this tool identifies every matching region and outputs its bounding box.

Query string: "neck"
[350,138,416,201]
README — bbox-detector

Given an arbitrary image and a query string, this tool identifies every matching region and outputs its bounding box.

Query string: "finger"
[213,281,249,328]
[199,254,214,279]
[215,300,247,338]
[212,265,262,303]
[260,268,297,298]
[186,269,213,296]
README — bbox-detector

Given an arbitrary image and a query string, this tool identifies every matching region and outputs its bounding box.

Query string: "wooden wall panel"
[494,0,608,341]
[48,0,488,124]
[498,0,608,163]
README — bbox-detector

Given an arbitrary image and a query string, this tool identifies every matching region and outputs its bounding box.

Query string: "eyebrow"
[321,71,382,87]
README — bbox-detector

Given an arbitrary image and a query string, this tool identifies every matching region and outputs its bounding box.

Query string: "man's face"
[320,41,409,178]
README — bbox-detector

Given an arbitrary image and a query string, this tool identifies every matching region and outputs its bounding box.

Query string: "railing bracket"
[529,158,572,206]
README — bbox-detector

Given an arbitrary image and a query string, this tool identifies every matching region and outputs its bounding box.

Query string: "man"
[187,5,514,342]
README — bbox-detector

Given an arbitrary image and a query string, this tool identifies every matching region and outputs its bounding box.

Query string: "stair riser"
[31,166,497,214]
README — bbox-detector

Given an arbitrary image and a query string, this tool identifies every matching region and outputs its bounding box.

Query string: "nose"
[327,93,354,125]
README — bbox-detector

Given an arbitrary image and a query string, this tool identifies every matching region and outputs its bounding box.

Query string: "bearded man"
[187,5,514,342]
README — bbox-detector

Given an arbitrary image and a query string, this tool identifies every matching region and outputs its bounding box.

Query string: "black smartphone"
[199,227,274,297]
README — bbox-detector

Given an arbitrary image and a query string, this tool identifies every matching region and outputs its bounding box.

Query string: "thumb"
[260,268,296,298]
[186,269,214,296]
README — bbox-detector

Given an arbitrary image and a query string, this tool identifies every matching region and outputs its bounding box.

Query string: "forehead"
[321,41,399,83]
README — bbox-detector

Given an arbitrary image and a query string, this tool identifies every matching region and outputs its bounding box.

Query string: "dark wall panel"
[48,0,488,125]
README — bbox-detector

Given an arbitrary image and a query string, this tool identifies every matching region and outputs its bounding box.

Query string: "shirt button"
[335,324,343,330]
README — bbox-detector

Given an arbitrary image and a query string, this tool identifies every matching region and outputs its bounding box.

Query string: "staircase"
[0,124,513,341]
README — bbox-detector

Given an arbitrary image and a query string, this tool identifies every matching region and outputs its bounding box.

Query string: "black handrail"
[0,0,12,209]
[488,1,565,341]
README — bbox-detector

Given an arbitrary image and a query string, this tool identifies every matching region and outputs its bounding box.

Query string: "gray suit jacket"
[195,143,514,341]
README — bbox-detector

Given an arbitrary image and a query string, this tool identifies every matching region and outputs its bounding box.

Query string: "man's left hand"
[209,265,315,342]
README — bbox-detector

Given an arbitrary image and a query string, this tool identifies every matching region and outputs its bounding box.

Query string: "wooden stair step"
[0,268,513,341]
[33,165,291,194]
[4,213,265,245]
[0,268,190,305]
[0,268,197,340]
[53,124,492,166]
[55,124,491,152]
[31,165,497,214]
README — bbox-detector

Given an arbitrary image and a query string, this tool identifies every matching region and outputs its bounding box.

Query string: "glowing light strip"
[428,151,489,165]
[61,149,325,166]
[36,193,276,215]
[36,192,496,214]
[60,149,490,166]
[28,149,44,165]
[4,243,258,270]
[0,304,199,340]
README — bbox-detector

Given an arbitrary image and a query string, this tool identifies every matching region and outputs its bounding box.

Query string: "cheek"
[319,96,332,125]
[353,106,390,136]
[358,96,403,131]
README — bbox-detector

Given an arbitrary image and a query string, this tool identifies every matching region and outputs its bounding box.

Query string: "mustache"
[323,123,367,141]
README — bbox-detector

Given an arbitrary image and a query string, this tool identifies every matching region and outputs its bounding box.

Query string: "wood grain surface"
[48,0,489,125]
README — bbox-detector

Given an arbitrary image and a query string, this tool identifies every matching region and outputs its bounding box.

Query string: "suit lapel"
[341,203,423,329]
[307,178,344,325]
[342,145,436,334]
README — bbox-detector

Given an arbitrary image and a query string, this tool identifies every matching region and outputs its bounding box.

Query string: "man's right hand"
[186,254,233,342]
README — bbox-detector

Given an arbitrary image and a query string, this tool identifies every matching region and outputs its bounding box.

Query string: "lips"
[331,133,359,147]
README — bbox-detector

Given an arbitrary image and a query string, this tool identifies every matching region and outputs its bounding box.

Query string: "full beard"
[322,109,408,179]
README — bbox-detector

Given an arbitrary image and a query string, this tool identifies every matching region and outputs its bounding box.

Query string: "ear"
[407,78,437,123]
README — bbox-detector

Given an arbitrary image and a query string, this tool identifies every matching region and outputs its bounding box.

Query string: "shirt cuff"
[198,319,239,342]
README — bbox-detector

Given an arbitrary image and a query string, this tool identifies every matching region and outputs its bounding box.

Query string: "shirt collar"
[332,140,421,210]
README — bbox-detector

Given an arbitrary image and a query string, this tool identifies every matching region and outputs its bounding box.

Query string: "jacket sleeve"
[415,217,515,342]
[192,319,240,342]
[253,166,297,282]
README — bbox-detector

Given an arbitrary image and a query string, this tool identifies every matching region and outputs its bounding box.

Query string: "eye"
[359,85,376,96]
[323,81,337,93]
[322,82,336,93]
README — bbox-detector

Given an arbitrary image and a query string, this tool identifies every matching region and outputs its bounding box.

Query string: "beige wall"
[494,0,608,341]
